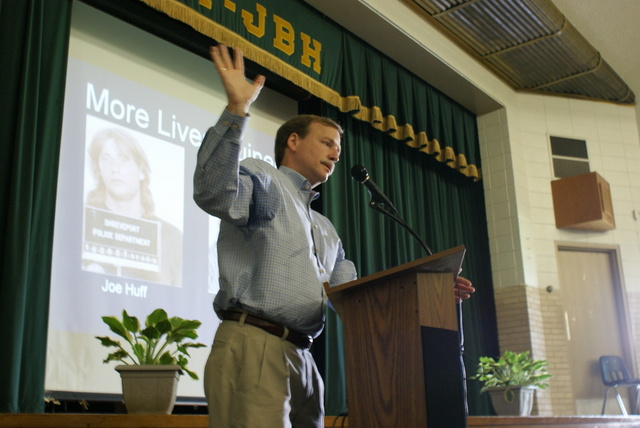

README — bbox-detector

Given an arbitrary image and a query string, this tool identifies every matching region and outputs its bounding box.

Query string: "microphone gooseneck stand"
[367,199,435,257]
[353,165,469,419]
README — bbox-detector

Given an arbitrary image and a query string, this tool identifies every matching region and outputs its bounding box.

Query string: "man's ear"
[286,133,299,153]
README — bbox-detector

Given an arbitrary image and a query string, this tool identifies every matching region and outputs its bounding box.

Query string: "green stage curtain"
[0,0,72,413]
[337,33,481,171]
[320,104,499,416]
[0,0,498,415]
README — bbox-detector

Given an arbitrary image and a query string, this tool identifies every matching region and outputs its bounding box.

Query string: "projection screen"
[46,1,297,400]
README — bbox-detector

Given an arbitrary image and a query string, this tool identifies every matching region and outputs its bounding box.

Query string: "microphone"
[351,164,433,255]
[350,165,398,214]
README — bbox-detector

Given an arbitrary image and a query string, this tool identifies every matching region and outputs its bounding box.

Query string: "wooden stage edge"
[1,414,640,428]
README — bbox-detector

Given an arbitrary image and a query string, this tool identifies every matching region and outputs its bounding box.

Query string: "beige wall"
[364,0,640,417]
[478,93,640,415]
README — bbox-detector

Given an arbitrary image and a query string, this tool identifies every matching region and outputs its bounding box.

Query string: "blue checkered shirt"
[194,110,357,336]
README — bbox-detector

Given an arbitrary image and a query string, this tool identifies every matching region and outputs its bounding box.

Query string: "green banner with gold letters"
[137,0,482,180]
[181,0,340,80]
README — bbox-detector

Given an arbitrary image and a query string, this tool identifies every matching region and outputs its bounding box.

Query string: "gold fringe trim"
[135,0,481,181]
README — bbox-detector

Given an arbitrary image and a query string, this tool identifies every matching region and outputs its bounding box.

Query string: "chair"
[599,355,640,415]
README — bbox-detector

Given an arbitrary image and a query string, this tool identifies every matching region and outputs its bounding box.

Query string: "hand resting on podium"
[455,276,475,303]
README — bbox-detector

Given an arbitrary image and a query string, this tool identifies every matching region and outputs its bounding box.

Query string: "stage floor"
[1,414,640,428]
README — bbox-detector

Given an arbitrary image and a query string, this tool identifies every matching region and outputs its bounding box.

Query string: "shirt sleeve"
[329,240,357,286]
[193,109,254,225]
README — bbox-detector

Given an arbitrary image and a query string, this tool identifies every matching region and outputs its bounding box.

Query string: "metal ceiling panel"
[411,0,634,103]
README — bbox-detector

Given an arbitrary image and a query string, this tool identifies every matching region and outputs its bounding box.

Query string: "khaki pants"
[204,320,324,428]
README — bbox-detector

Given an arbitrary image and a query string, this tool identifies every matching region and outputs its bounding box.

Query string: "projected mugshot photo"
[81,118,184,287]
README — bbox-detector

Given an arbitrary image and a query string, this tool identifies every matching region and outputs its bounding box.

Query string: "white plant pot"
[486,385,536,416]
[115,364,182,414]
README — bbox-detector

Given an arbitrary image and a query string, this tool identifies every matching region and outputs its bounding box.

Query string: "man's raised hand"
[209,45,265,116]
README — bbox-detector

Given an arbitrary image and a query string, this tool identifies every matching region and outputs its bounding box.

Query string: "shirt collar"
[279,166,320,202]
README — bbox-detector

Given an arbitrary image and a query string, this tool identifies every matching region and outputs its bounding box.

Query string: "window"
[550,136,589,178]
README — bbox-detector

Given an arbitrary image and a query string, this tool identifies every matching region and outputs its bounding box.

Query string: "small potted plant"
[95,308,206,414]
[471,350,551,416]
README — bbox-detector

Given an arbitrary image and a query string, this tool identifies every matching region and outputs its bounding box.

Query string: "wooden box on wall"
[550,171,615,231]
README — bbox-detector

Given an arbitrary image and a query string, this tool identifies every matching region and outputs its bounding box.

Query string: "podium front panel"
[335,271,466,428]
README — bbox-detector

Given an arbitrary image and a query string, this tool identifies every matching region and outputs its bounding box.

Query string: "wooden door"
[557,247,633,414]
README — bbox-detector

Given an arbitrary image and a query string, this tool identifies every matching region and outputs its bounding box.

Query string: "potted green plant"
[472,350,551,416]
[95,308,206,414]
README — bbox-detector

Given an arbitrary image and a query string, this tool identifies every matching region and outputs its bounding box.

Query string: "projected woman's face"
[98,139,144,201]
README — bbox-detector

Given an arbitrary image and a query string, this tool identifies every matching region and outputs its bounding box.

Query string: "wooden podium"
[324,246,467,428]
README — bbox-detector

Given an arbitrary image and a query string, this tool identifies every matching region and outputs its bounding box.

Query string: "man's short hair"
[275,115,343,167]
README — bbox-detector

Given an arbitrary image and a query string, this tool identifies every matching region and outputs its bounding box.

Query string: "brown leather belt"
[221,310,313,350]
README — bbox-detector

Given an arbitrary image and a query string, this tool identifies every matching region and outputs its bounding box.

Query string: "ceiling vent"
[411,0,634,104]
